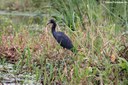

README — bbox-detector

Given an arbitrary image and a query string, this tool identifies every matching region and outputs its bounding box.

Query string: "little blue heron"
[47,19,76,52]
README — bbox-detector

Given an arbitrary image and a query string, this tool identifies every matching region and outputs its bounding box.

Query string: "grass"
[0,0,128,85]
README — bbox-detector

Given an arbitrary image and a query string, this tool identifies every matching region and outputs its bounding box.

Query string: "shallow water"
[0,63,42,85]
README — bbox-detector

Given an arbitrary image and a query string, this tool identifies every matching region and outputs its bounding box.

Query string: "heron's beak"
[47,23,50,25]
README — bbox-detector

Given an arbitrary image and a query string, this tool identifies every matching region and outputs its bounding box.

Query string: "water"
[0,63,42,85]
[0,10,45,17]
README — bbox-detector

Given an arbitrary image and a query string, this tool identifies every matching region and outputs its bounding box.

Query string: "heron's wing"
[54,32,70,42]
[53,32,73,49]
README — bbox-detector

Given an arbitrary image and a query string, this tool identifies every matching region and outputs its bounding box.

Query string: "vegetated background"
[0,0,128,85]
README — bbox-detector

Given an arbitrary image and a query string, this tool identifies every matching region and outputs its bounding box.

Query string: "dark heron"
[47,19,77,52]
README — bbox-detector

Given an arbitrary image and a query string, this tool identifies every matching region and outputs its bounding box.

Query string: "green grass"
[0,0,128,85]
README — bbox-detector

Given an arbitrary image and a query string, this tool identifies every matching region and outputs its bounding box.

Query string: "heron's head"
[47,19,55,25]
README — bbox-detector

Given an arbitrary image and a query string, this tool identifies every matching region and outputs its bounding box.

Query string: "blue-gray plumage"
[47,19,74,51]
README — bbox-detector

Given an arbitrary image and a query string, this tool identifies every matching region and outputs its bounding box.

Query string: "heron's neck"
[51,22,56,33]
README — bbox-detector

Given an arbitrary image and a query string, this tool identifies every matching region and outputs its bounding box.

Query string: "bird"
[47,19,77,53]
